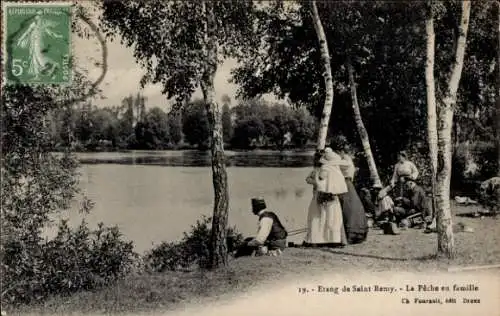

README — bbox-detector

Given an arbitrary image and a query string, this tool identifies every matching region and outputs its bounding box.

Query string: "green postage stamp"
[3,2,72,85]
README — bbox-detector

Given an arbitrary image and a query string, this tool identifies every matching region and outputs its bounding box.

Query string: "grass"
[6,203,500,316]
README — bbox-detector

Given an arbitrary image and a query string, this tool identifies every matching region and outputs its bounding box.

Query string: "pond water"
[50,150,317,253]
[76,149,315,167]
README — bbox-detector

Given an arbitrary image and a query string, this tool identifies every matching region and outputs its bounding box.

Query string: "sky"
[73,4,274,112]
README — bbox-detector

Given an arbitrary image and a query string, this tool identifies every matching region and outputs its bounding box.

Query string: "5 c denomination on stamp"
[3,2,72,85]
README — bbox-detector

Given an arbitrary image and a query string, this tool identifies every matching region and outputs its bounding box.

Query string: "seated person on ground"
[372,186,402,235]
[360,187,377,219]
[390,151,419,198]
[234,197,288,258]
[375,185,396,223]
[393,180,434,229]
[479,177,500,216]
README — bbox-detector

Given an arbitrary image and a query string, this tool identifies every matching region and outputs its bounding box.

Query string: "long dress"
[338,155,368,244]
[304,168,323,244]
[304,159,348,245]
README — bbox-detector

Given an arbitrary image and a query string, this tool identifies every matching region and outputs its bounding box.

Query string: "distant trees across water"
[47,93,317,152]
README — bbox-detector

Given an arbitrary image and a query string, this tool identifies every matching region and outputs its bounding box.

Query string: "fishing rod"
[288,227,307,236]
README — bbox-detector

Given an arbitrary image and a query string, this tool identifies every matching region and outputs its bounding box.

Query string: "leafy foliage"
[181,100,211,149]
[455,1,498,144]
[222,102,233,141]
[2,220,137,304]
[451,141,498,196]
[1,85,80,251]
[143,216,244,272]
[1,83,138,305]
[46,97,316,151]
[135,107,170,149]
[48,93,182,151]
[167,110,184,146]
[231,1,426,170]
[232,0,498,181]
[100,0,258,105]
[230,99,316,149]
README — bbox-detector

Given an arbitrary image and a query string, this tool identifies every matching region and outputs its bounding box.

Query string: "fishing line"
[288,228,307,236]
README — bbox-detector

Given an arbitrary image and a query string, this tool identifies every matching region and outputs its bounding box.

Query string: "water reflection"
[48,150,318,252]
[52,164,314,253]
[76,150,315,168]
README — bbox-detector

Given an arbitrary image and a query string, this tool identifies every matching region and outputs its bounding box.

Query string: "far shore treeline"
[48,93,317,153]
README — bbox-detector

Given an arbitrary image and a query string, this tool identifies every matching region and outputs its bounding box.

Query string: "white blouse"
[340,155,356,179]
[254,211,273,244]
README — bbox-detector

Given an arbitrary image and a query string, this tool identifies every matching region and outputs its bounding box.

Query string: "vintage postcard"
[1,1,499,316]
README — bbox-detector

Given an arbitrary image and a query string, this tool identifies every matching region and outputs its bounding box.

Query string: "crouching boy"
[234,197,288,257]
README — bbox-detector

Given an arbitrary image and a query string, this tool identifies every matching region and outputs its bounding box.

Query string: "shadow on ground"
[318,248,438,262]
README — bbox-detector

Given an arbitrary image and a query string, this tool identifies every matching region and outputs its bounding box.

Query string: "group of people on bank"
[303,145,368,247]
[234,145,436,257]
[361,151,435,235]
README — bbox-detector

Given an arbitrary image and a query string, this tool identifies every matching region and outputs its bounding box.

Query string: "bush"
[451,141,497,197]
[1,220,137,304]
[453,141,497,179]
[1,86,139,305]
[144,216,244,272]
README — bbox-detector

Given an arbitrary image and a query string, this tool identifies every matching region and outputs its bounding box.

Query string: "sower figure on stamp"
[16,11,63,80]
[234,198,288,258]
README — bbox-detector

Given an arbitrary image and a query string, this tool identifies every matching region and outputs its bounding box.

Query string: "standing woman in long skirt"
[304,150,324,247]
[336,143,369,244]
[315,148,349,247]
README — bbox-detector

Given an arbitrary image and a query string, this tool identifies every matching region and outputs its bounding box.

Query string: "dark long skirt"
[340,179,368,244]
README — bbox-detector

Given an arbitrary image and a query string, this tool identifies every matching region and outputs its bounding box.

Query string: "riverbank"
[53,149,317,169]
[7,204,500,316]
[53,144,318,154]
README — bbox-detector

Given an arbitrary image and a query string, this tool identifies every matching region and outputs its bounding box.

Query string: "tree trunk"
[309,0,334,150]
[202,1,229,269]
[435,0,471,259]
[424,1,438,230]
[436,104,455,257]
[497,0,500,176]
[346,60,382,188]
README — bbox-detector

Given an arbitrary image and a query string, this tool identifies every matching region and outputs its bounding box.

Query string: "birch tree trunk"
[202,1,230,269]
[309,0,334,150]
[435,0,471,258]
[497,0,500,176]
[425,1,439,227]
[347,60,382,187]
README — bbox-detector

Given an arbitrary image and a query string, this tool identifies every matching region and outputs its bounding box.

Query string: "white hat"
[319,147,342,165]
